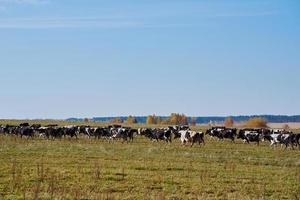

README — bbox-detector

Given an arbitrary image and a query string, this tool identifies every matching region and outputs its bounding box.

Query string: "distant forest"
[67,115,300,124]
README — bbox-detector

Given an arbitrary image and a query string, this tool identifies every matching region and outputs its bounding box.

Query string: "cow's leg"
[284,143,288,150]
[191,141,194,147]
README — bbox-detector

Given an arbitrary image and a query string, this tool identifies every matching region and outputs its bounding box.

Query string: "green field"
[0,128,299,200]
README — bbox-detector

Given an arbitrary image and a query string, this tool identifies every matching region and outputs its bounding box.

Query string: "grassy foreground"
[0,135,299,200]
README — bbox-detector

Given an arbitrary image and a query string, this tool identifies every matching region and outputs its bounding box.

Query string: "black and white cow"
[237,129,262,145]
[111,127,137,142]
[179,130,205,147]
[263,131,297,149]
[138,128,172,143]
[138,128,155,140]
[206,127,237,142]
[151,128,172,143]
[171,126,190,139]
[78,126,95,138]
[31,124,41,129]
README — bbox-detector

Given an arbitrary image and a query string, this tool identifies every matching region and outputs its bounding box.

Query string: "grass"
[0,133,299,200]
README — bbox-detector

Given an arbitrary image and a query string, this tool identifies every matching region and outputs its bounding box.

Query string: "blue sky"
[0,0,299,119]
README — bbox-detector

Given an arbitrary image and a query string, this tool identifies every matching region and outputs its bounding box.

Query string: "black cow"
[19,127,35,138]
[138,128,155,140]
[63,126,79,138]
[20,123,30,127]
[44,127,64,139]
[93,127,111,139]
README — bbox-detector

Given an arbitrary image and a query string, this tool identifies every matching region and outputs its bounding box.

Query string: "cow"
[294,134,300,148]
[111,127,137,143]
[19,126,35,138]
[138,128,172,143]
[0,125,6,134]
[138,128,155,140]
[237,129,261,145]
[61,126,79,138]
[20,123,30,127]
[263,132,297,149]
[44,127,64,139]
[170,126,190,139]
[206,127,237,142]
[152,128,172,143]
[93,127,111,139]
[78,126,94,138]
[206,127,225,137]
[31,124,41,129]
[179,130,205,147]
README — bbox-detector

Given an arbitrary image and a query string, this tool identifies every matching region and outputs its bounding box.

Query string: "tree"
[146,115,155,124]
[125,115,137,124]
[156,116,162,124]
[163,113,188,125]
[244,117,268,128]
[224,117,234,127]
[191,117,197,126]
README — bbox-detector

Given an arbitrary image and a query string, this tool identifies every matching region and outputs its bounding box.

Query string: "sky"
[0,0,299,119]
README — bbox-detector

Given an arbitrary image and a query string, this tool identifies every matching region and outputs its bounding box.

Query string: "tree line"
[73,115,294,129]
[110,113,189,126]
[109,115,275,129]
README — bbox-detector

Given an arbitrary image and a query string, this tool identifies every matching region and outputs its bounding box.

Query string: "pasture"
[0,125,299,200]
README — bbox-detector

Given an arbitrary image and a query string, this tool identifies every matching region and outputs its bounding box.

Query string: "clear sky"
[0,0,299,119]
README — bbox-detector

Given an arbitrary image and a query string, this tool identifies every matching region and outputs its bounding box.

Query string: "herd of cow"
[0,123,299,149]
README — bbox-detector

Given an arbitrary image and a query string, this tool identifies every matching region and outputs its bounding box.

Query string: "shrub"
[243,117,268,128]
[224,117,234,127]
[282,124,290,130]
